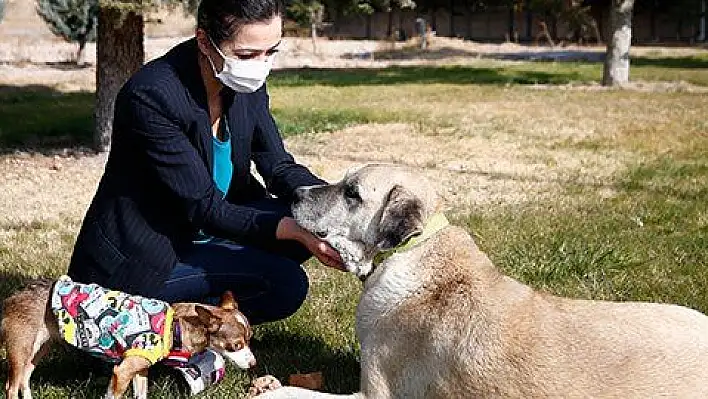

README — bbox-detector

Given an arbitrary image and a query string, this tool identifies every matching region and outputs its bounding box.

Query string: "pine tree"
[36,0,98,65]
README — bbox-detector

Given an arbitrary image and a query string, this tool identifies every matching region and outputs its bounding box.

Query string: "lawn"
[0,56,707,397]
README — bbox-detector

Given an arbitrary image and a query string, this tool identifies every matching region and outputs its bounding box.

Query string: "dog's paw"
[248,375,283,397]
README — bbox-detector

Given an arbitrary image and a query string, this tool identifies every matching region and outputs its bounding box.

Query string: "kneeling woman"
[68,0,343,333]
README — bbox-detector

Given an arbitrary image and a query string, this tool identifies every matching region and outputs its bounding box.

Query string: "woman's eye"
[266,49,280,56]
[235,53,258,60]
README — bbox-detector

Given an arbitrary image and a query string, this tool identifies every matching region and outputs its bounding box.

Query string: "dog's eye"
[344,184,360,201]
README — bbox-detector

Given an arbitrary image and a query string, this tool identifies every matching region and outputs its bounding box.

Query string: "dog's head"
[292,164,439,279]
[193,291,256,369]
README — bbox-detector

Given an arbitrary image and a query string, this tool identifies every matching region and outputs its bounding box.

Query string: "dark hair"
[197,0,284,45]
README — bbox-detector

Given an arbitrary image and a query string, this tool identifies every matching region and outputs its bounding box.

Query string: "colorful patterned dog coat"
[50,276,174,365]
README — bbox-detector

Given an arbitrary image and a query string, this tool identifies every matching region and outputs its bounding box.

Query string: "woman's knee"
[273,262,310,318]
[247,262,309,325]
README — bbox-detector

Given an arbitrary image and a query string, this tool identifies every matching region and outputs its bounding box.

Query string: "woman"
[67,0,343,328]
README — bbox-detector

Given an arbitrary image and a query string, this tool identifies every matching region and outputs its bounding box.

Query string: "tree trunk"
[590,2,607,43]
[525,0,532,40]
[449,0,455,37]
[699,0,706,41]
[649,0,658,41]
[76,40,86,66]
[311,21,318,53]
[94,7,144,152]
[310,7,318,53]
[507,4,516,42]
[602,0,634,87]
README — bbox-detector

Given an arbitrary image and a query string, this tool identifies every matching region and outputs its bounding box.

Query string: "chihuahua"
[1,276,255,399]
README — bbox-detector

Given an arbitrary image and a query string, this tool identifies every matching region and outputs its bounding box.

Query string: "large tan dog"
[257,164,708,398]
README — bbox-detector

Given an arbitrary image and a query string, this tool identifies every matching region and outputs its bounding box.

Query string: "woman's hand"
[276,217,345,271]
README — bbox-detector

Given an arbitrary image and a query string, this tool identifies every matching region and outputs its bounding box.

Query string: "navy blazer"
[67,38,324,296]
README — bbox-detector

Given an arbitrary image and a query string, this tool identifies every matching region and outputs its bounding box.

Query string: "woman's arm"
[117,84,283,243]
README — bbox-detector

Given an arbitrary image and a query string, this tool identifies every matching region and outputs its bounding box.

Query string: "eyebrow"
[233,40,282,53]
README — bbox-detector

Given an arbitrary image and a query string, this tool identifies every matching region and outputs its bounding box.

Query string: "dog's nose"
[248,358,257,368]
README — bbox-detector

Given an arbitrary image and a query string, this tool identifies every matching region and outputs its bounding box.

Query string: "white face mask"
[206,37,274,93]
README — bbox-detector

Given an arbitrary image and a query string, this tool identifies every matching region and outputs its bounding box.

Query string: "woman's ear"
[375,185,424,251]
[195,28,210,54]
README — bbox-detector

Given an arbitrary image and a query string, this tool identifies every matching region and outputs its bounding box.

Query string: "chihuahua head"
[191,291,256,369]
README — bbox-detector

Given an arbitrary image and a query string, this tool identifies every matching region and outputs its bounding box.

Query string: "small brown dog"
[1,276,255,399]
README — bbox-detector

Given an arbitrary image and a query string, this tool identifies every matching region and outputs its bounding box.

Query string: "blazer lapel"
[225,91,250,182]
[172,38,214,172]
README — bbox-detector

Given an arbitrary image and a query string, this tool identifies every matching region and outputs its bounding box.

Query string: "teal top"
[212,119,233,198]
[194,118,233,244]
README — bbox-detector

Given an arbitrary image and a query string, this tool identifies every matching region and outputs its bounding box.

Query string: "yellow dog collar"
[373,213,449,266]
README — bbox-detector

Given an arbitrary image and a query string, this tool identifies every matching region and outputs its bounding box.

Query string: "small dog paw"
[248,375,283,397]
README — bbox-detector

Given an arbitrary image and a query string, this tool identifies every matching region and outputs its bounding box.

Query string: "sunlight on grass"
[1,58,707,397]
[456,145,708,311]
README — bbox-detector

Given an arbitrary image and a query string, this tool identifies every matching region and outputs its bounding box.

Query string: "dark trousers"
[155,198,311,325]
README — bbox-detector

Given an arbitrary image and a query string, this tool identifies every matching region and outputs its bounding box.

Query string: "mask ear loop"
[204,35,225,75]
[208,36,229,60]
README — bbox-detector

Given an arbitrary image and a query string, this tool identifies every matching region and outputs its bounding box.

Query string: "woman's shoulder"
[115,39,201,118]
[121,38,197,99]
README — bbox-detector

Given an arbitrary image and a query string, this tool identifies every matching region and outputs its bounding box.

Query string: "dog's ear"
[220,291,238,311]
[195,305,223,333]
[376,185,424,251]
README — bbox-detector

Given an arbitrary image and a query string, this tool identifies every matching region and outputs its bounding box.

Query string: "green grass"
[0,88,95,150]
[272,107,401,138]
[270,64,591,86]
[2,55,706,149]
[1,56,708,397]
[456,146,708,311]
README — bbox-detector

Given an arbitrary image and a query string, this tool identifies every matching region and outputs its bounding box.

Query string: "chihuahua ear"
[220,291,238,311]
[195,305,222,333]
[376,185,424,251]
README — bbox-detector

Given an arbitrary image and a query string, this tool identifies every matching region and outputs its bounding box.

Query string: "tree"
[94,3,144,152]
[287,0,325,53]
[93,0,197,152]
[602,0,634,87]
[36,0,98,65]
[0,0,6,23]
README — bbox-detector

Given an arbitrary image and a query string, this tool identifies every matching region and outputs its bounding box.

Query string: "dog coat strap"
[164,319,192,365]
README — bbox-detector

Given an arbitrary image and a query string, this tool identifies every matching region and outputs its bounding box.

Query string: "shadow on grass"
[270,65,585,87]
[342,45,708,70]
[341,46,479,61]
[251,327,360,394]
[342,45,608,62]
[0,84,94,153]
[1,65,586,152]
[0,270,44,303]
[631,55,708,69]
[0,346,115,398]
[0,272,358,396]
[0,271,112,397]
[45,61,94,71]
